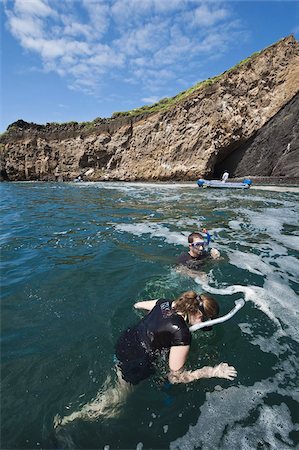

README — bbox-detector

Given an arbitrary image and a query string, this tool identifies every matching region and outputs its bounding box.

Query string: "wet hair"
[172,291,219,324]
[188,232,203,244]
[199,293,219,320]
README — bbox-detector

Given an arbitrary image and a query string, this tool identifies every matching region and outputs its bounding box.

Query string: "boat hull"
[197,179,252,189]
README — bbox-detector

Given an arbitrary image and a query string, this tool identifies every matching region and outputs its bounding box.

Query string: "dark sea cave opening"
[1,169,9,181]
[211,140,250,179]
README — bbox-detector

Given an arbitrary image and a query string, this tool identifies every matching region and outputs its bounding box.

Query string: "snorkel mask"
[190,229,212,251]
[190,231,210,252]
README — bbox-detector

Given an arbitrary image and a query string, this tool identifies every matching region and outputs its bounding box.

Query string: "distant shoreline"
[251,185,299,193]
[3,178,299,193]
[231,176,299,186]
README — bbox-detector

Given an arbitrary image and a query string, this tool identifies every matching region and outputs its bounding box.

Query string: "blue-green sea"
[1,182,299,450]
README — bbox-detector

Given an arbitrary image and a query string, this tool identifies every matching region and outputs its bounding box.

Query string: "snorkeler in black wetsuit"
[55,291,237,428]
[115,298,191,384]
[115,291,236,386]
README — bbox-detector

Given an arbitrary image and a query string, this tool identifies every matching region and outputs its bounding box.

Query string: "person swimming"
[54,291,237,427]
[176,232,220,270]
[115,290,236,385]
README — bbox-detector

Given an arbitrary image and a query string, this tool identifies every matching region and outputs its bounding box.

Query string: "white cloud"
[111,0,185,24]
[63,21,94,40]
[3,0,247,97]
[192,3,230,27]
[81,0,110,37]
[141,96,160,104]
[14,0,54,17]
[8,14,44,40]
[114,20,169,57]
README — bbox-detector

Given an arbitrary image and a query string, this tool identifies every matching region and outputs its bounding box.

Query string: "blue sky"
[1,0,299,132]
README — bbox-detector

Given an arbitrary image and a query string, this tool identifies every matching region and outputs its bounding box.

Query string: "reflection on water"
[1,182,298,449]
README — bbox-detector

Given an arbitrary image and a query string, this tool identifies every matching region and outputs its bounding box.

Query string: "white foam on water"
[114,220,223,250]
[226,238,299,338]
[72,181,195,189]
[246,193,295,205]
[236,206,299,251]
[221,403,296,450]
[278,234,299,251]
[228,220,243,231]
[243,208,284,233]
[262,274,299,337]
[275,255,299,282]
[193,191,286,205]
[196,276,299,344]
[228,250,273,276]
[168,218,205,228]
[238,322,290,357]
[258,241,288,257]
[170,369,298,450]
[53,229,74,236]
[114,222,187,246]
[194,281,284,334]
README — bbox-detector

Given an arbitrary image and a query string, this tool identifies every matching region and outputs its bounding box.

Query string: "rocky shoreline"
[2,177,298,186]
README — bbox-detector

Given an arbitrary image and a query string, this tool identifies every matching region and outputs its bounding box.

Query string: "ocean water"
[1,182,298,450]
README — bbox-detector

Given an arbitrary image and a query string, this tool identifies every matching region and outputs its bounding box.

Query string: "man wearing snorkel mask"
[177,232,221,270]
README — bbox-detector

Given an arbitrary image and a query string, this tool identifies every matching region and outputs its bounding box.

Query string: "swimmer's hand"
[168,363,237,384]
[211,363,237,380]
[210,248,221,259]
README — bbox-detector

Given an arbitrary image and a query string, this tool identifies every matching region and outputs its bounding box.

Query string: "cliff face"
[1,35,299,182]
[214,92,299,178]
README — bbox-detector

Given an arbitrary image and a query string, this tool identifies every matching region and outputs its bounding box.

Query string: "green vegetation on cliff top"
[112,35,295,119]
[111,51,261,118]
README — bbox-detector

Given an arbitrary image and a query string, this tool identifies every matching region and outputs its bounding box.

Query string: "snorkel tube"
[189,299,245,332]
[196,228,212,251]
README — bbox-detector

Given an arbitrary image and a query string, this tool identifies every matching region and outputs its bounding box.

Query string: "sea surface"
[1,182,299,450]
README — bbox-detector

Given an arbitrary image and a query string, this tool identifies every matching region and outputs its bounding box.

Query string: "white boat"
[197,179,252,189]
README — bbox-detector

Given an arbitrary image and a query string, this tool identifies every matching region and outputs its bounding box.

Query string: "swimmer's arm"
[168,346,237,384]
[133,300,158,311]
[175,265,208,282]
[168,345,190,372]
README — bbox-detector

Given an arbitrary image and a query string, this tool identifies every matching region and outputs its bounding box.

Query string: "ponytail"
[172,291,219,323]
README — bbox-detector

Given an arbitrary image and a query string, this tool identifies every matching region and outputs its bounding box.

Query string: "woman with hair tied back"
[116,290,237,385]
[54,291,237,427]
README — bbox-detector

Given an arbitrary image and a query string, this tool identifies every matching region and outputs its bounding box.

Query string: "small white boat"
[197,179,252,189]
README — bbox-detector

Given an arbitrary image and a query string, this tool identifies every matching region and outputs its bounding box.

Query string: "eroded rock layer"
[1,35,299,182]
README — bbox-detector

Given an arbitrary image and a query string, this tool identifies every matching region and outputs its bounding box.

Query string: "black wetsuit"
[115,299,191,385]
[177,251,209,270]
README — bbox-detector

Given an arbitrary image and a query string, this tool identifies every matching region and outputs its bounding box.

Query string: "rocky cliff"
[214,92,299,179]
[1,35,299,182]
